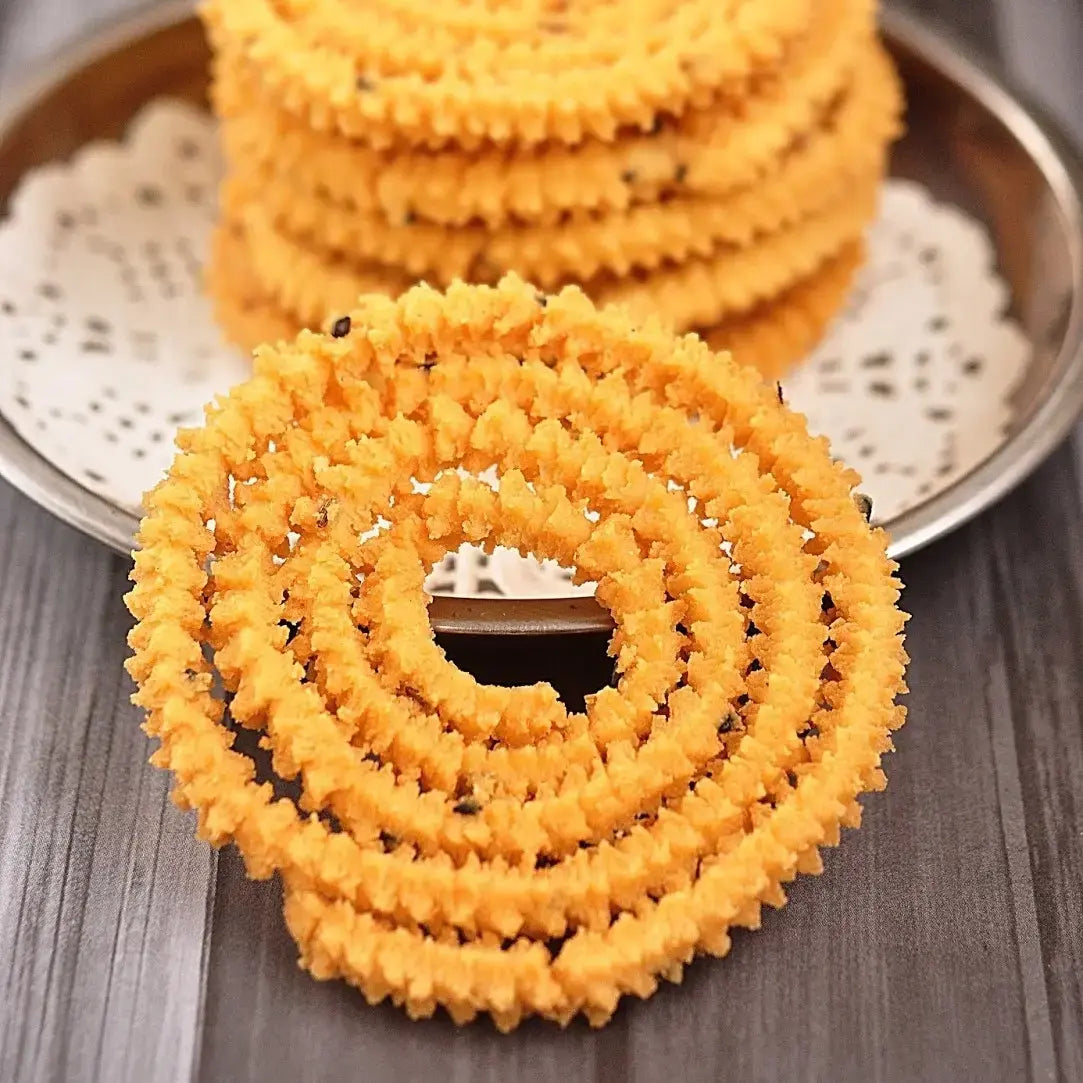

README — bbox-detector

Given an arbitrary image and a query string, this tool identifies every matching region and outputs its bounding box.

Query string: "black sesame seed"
[776,382,784,404]
[331,315,352,338]
[718,712,738,735]
[362,752,381,764]
[798,722,820,740]
[853,492,874,521]
[535,853,559,869]
[453,797,482,815]
[378,830,400,849]
[535,291,548,307]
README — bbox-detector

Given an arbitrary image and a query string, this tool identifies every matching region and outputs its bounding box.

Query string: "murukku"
[235,176,878,334]
[206,218,298,349]
[211,0,872,221]
[702,241,865,381]
[127,276,907,1029]
[220,45,898,288]
[200,0,817,147]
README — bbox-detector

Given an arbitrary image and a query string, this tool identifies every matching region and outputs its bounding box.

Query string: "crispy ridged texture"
[209,224,863,381]
[126,277,907,1029]
[220,45,898,287]
[206,219,299,348]
[231,177,878,334]
[212,0,872,220]
[703,241,865,381]
[200,0,818,147]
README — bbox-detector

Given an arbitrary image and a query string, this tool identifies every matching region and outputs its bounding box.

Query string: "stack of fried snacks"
[202,0,903,379]
[126,278,908,1028]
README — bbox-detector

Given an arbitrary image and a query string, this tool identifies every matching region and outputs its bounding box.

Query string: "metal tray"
[1,1,1082,635]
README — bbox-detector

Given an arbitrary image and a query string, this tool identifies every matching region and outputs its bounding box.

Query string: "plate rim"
[1,1,1082,634]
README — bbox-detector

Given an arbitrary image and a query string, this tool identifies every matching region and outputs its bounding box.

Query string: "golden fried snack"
[206,219,299,349]
[221,45,898,288]
[208,223,864,382]
[126,277,907,1029]
[703,241,865,381]
[200,0,817,148]
[235,177,878,333]
[213,0,872,221]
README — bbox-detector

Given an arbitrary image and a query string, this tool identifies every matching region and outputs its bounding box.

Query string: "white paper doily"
[0,100,1030,599]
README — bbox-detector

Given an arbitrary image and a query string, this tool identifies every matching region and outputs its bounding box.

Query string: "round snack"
[703,240,865,381]
[222,45,899,288]
[209,219,866,382]
[212,0,873,221]
[200,0,817,148]
[127,277,907,1029]
[206,219,299,349]
[236,177,878,333]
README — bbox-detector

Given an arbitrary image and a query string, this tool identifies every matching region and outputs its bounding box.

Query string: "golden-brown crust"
[126,277,906,1028]
[200,0,819,147]
[219,44,898,288]
[702,241,865,381]
[227,173,879,334]
[211,0,873,218]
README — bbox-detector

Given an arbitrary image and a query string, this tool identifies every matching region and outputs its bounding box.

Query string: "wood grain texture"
[0,488,215,1083]
[0,1,1081,1081]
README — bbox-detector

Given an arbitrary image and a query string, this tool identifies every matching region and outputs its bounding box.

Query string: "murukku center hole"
[435,631,612,712]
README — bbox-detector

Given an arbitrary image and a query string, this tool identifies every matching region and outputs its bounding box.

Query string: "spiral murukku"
[235,174,878,335]
[702,241,865,381]
[127,277,907,1029]
[206,218,299,349]
[212,0,873,224]
[220,46,898,288]
[200,0,817,147]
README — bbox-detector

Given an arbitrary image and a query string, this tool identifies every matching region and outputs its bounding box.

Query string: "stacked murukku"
[126,277,908,1028]
[202,0,903,379]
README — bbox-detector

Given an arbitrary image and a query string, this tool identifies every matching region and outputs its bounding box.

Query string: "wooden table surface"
[1,1,1082,1080]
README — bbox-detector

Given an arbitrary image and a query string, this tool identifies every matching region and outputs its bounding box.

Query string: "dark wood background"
[1,1,1082,1080]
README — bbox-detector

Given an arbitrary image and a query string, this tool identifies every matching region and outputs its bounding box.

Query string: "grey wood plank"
[981,449,1083,1083]
[0,487,215,1083]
